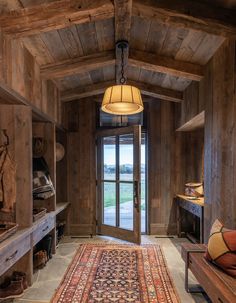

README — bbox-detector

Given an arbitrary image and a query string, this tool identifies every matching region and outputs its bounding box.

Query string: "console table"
[176,195,204,243]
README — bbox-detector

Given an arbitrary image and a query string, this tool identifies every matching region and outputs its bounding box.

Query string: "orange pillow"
[205,219,236,277]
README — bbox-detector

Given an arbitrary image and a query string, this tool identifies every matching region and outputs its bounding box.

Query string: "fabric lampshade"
[101,85,143,115]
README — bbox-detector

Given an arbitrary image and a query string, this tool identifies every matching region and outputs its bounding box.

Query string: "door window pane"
[119,183,133,230]
[119,134,133,181]
[103,136,116,180]
[103,182,116,226]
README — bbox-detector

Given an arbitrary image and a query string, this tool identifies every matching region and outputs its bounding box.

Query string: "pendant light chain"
[120,44,126,85]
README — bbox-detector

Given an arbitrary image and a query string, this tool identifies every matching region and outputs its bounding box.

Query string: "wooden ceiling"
[0,0,235,103]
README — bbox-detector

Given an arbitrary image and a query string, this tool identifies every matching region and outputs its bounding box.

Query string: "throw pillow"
[205,219,236,277]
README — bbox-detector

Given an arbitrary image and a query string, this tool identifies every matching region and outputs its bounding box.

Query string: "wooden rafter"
[61,81,114,102]
[40,48,203,81]
[115,0,132,83]
[133,0,236,38]
[0,0,114,38]
[129,49,204,81]
[128,80,183,102]
[61,80,183,103]
[41,50,115,79]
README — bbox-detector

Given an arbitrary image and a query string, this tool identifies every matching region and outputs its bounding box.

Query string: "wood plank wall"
[176,81,204,129]
[177,39,236,241]
[184,129,204,184]
[0,36,60,123]
[203,39,236,240]
[65,99,96,236]
[147,101,184,235]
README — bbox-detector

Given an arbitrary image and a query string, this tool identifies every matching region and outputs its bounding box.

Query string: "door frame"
[96,125,141,244]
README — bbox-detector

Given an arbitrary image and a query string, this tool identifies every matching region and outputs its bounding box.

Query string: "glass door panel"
[119,134,133,182]
[103,136,116,180]
[119,182,134,230]
[97,126,141,244]
[103,182,116,226]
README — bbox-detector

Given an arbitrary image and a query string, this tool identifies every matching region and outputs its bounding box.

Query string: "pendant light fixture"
[101,41,144,115]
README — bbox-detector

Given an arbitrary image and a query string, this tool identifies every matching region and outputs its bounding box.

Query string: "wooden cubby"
[0,104,69,286]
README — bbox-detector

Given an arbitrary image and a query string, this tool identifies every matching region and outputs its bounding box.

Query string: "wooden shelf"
[55,202,70,215]
[176,194,204,207]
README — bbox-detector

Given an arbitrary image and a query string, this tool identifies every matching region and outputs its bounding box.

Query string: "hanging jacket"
[0,145,16,212]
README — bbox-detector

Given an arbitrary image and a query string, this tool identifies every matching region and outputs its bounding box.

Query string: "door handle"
[134,180,140,211]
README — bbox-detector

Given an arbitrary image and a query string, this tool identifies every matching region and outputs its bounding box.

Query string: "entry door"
[97,125,141,244]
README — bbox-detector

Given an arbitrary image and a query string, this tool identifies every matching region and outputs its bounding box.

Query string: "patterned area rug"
[51,244,179,303]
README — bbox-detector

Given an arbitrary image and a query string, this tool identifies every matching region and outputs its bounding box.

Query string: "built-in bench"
[181,243,236,303]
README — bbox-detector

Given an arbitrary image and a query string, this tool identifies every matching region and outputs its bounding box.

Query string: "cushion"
[205,219,236,277]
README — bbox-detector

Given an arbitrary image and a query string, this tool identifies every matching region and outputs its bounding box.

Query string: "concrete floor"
[10,236,209,303]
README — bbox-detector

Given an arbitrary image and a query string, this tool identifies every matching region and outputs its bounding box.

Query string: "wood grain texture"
[66,99,96,235]
[114,0,132,83]
[133,0,236,38]
[61,79,183,102]
[61,80,114,102]
[203,39,236,240]
[0,0,115,38]
[176,81,205,128]
[41,50,115,79]
[147,101,182,235]
[128,80,183,102]
[129,49,204,81]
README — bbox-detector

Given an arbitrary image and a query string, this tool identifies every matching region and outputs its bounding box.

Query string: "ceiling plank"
[61,80,114,102]
[128,80,183,102]
[40,50,115,79]
[115,0,132,83]
[0,0,114,38]
[133,0,236,38]
[61,80,183,103]
[129,49,204,81]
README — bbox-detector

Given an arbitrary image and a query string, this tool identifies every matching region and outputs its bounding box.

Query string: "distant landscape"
[104,164,146,175]
[103,164,146,209]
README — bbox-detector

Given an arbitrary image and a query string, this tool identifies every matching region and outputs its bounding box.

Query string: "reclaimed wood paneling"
[176,81,205,129]
[132,0,236,38]
[2,37,60,122]
[203,39,236,240]
[147,100,183,235]
[66,99,96,235]
[184,129,204,183]
[42,80,59,122]
[56,129,67,203]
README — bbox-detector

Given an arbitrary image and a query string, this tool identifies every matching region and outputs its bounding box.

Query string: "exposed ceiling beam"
[61,80,183,103]
[115,0,132,83]
[61,81,114,102]
[41,50,115,79]
[43,48,203,81]
[129,49,204,81]
[0,0,114,38]
[133,0,236,38]
[127,80,183,102]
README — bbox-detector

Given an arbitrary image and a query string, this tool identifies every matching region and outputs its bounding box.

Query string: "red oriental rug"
[51,244,180,303]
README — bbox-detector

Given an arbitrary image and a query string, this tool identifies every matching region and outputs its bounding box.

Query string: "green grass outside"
[103,173,146,210]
